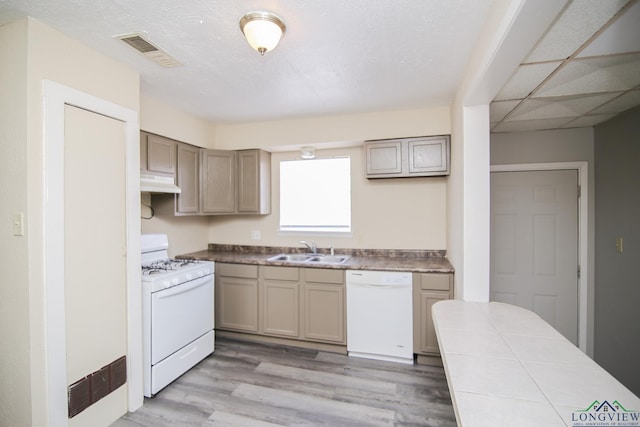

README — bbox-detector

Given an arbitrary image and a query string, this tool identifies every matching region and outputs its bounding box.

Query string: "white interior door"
[491,170,579,344]
[64,105,127,426]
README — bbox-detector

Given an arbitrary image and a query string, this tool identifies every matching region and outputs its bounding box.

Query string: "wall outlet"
[251,230,261,240]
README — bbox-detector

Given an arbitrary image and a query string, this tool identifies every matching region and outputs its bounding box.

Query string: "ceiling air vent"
[115,32,181,68]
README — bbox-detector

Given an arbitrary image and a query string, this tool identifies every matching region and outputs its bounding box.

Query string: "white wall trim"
[43,80,142,426]
[490,162,589,353]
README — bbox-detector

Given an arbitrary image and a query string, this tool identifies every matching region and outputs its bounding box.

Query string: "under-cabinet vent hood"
[140,174,181,194]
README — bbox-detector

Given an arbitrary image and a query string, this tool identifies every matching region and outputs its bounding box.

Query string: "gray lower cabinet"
[413,273,453,355]
[261,266,300,338]
[215,263,346,345]
[365,135,450,178]
[215,263,259,332]
[301,268,345,344]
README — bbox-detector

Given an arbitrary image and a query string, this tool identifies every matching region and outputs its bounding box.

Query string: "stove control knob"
[163,280,170,288]
[171,278,179,286]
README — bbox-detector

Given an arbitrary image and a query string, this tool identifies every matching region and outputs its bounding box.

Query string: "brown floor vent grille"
[68,356,126,418]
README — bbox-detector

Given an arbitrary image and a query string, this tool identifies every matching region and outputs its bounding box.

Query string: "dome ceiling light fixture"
[239,11,286,56]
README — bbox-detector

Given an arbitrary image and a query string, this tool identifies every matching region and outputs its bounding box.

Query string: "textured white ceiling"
[1,0,638,132]
[0,0,494,124]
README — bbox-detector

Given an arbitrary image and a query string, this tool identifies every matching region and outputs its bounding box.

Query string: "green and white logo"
[571,400,639,426]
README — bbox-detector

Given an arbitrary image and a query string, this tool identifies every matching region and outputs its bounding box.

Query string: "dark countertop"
[179,244,454,274]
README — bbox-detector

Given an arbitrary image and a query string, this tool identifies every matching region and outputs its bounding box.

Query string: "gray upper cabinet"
[140,132,176,176]
[146,130,271,216]
[365,135,450,178]
[237,149,271,215]
[201,149,236,214]
[175,142,200,214]
[365,140,403,176]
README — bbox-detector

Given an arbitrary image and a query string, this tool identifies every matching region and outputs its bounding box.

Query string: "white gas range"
[141,234,215,397]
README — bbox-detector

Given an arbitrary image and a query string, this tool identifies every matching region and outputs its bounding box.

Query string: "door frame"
[490,162,588,353]
[43,80,142,426]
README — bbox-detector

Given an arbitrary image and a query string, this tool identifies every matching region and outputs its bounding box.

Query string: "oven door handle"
[156,276,211,299]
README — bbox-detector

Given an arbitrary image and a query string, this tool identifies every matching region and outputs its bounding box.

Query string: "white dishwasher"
[346,270,413,364]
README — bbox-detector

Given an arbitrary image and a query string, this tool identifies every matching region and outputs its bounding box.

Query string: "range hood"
[140,174,181,194]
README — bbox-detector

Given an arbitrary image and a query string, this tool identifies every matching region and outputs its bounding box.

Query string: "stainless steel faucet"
[300,240,317,254]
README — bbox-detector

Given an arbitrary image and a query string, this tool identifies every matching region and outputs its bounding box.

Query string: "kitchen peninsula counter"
[179,244,454,274]
[432,300,640,426]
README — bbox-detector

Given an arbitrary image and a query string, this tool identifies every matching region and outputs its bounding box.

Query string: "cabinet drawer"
[217,263,258,279]
[303,268,344,285]
[417,273,451,291]
[263,266,299,281]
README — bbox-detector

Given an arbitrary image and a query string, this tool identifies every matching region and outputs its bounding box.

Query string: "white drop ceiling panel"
[534,54,640,98]
[577,1,640,58]
[525,0,629,63]
[562,114,617,128]
[589,90,640,115]
[495,62,562,101]
[490,100,521,122]
[507,93,619,122]
[491,0,639,133]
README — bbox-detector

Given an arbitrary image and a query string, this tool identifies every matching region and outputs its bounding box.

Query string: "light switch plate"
[13,212,24,236]
[615,236,623,253]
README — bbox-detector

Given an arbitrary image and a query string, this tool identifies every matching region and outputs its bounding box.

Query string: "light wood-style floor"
[112,337,456,426]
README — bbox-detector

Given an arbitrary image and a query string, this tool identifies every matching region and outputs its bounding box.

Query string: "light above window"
[239,11,286,56]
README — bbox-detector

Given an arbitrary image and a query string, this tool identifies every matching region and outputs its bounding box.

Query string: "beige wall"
[0,17,140,427]
[0,19,31,427]
[141,193,212,258]
[140,93,216,148]
[205,107,450,250]
[214,107,450,150]
[208,146,448,250]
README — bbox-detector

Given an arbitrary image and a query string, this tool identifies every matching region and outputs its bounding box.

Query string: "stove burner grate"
[141,258,202,273]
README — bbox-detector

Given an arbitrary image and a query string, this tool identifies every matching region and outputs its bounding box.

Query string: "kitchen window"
[279,157,351,233]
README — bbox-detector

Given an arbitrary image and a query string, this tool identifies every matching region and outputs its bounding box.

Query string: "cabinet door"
[215,275,258,332]
[237,150,271,214]
[201,150,236,214]
[176,143,200,214]
[262,280,299,337]
[416,290,449,354]
[146,134,176,175]
[365,140,402,176]
[408,136,450,176]
[302,283,345,343]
